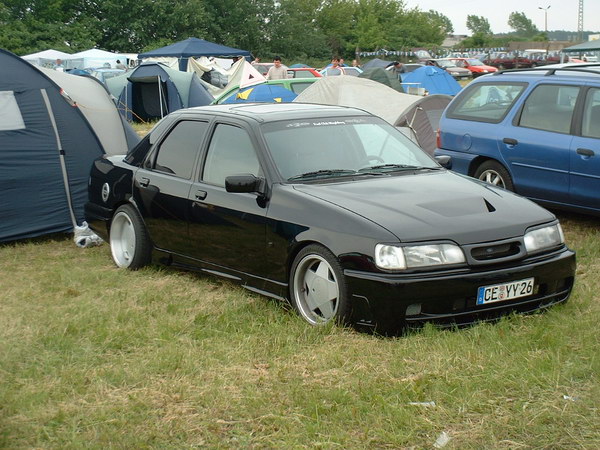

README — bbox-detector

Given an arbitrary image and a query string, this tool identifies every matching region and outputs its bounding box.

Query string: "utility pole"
[577,0,584,42]
[538,5,550,33]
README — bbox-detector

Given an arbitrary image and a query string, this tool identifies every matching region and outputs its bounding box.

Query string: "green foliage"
[466,15,492,35]
[508,11,538,37]
[0,0,449,61]
[425,10,453,35]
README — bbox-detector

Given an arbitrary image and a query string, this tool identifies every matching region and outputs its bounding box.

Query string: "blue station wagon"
[436,65,600,215]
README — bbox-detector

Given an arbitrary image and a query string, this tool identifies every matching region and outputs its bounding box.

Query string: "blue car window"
[582,88,600,139]
[518,84,580,134]
[447,83,526,123]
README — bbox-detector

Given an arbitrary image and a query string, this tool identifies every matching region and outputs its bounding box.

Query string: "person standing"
[115,59,126,70]
[54,59,64,72]
[266,56,288,80]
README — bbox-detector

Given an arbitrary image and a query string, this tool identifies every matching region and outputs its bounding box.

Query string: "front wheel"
[473,160,515,191]
[289,244,350,326]
[109,204,152,269]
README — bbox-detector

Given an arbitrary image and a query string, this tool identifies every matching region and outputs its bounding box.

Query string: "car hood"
[291,171,555,245]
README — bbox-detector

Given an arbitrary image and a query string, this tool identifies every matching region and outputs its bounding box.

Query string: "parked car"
[449,58,497,77]
[85,103,575,334]
[436,65,600,215]
[425,59,472,80]
[88,67,126,84]
[287,68,322,78]
[483,53,533,70]
[320,66,363,77]
[212,78,318,104]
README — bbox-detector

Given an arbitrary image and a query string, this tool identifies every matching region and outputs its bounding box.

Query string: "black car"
[85,104,575,334]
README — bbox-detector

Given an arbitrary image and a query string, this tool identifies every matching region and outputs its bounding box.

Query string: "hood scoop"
[419,197,497,217]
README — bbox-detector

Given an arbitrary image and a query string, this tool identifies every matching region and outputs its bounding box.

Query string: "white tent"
[64,48,129,70]
[295,76,452,155]
[22,49,72,68]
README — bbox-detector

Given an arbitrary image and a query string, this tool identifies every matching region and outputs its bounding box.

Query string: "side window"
[202,124,261,187]
[152,121,208,178]
[582,88,600,139]
[519,84,579,134]
[447,83,525,122]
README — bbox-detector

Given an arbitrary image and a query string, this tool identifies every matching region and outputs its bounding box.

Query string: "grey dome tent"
[0,48,139,242]
[294,76,451,154]
[138,37,251,71]
[106,62,213,122]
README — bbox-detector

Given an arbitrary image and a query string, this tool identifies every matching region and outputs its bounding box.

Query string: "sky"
[406,0,600,36]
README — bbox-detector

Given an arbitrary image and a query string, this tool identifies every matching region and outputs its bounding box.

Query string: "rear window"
[446,82,526,123]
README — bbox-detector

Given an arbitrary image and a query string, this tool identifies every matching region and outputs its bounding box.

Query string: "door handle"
[139,177,150,187]
[577,148,595,157]
[502,138,518,146]
[195,190,207,200]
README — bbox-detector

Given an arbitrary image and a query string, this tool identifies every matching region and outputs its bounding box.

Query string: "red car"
[287,68,322,78]
[450,58,498,77]
[483,53,533,70]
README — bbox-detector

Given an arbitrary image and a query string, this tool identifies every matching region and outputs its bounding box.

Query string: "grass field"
[1,210,599,448]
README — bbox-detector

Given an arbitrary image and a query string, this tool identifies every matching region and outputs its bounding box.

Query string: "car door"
[186,121,270,280]
[501,83,579,204]
[569,86,600,211]
[132,119,209,254]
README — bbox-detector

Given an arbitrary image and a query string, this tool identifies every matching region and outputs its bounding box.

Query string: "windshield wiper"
[288,169,357,181]
[358,164,440,173]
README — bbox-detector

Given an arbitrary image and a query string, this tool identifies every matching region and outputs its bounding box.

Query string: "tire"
[289,244,351,326]
[109,204,152,269]
[474,160,515,191]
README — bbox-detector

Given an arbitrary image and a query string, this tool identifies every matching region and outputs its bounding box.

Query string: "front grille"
[471,242,522,261]
[463,238,527,265]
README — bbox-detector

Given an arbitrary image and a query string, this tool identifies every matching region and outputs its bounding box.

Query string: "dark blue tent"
[138,37,251,71]
[1,48,136,242]
[361,58,393,70]
[400,66,462,96]
[106,62,213,122]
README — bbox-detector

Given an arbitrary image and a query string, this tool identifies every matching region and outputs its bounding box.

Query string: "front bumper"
[344,248,575,333]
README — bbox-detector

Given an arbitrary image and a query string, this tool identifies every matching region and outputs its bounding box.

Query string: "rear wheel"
[289,244,350,326]
[109,204,152,269]
[474,160,515,191]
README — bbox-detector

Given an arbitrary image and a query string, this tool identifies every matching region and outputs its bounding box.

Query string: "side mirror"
[225,174,261,193]
[435,155,452,169]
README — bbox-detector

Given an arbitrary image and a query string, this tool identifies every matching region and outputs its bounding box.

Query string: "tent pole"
[40,89,78,229]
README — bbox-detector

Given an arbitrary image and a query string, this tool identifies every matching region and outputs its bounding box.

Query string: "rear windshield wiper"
[358,164,440,173]
[288,169,358,181]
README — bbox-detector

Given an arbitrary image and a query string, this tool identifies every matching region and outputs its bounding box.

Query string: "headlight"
[524,224,564,253]
[375,243,465,270]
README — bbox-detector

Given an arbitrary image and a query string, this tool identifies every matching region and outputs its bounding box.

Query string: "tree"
[425,10,453,35]
[508,11,538,37]
[466,15,492,35]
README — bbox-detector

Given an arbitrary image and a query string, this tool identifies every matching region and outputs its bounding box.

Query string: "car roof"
[487,65,600,81]
[172,103,371,123]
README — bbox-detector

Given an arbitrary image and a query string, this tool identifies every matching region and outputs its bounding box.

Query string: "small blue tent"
[400,66,462,96]
[138,37,251,71]
[1,48,138,242]
[106,62,213,122]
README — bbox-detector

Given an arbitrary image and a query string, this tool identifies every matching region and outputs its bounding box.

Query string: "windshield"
[435,60,457,68]
[261,116,438,180]
[467,59,484,66]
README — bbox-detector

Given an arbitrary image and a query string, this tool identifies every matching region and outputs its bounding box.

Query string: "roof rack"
[492,65,600,77]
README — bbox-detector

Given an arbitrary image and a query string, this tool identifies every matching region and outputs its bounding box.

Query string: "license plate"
[476,277,534,305]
